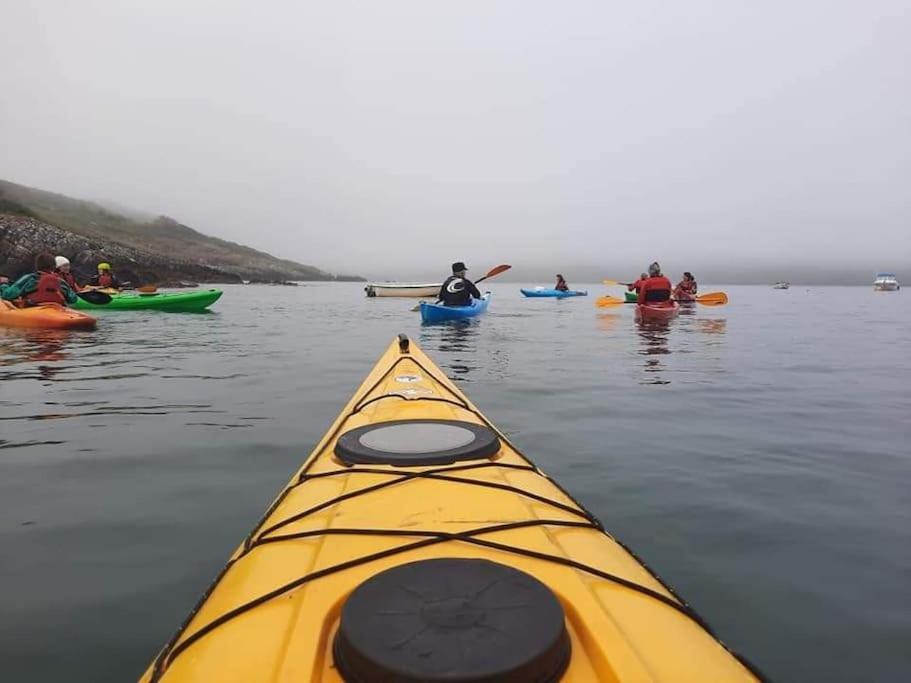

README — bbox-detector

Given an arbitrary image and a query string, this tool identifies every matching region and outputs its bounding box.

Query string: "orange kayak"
[636,301,679,321]
[0,301,97,330]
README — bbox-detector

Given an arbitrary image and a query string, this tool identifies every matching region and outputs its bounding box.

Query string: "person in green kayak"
[439,262,481,306]
[0,252,79,306]
[555,274,569,292]
[89,262,121,289]
[628,272,649,295]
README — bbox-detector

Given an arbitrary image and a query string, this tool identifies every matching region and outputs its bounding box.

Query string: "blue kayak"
[420,293,491,323]
[520,288,588,298]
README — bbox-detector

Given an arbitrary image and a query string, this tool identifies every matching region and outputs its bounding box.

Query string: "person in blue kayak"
[555,274,569,292]
[439,262,481,306]
[0,252,79,306]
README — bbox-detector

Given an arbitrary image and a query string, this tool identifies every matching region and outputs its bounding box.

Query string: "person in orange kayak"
[55,256,79,291]
[627,272,649,294]
[89,262,120,289]
[674,271,698,301]
[554,274,569,292]
[0,252,79,306]
[439,262,481,306]
[638,262,673,303]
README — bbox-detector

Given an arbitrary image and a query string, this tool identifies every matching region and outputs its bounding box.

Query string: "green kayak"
[73,289,222,312]
[624,291,638,303]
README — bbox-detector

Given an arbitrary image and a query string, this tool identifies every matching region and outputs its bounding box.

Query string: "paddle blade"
[484,264,511,279]
[595,295,625,307]
[410,302,424,312]
[696,291,728,306]
[137,285,158,293]
[78,290,112,304]
[601,279,619,286]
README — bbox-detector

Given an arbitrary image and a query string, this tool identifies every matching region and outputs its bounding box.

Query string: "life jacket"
[27,271,65,306]
[97,271,114,288]
[640,275,672,302]
[58,270,78,290]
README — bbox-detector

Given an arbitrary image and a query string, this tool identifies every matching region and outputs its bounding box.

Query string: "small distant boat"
[365,282,442,298]
[873,273,900,291]
[773,282,790,290]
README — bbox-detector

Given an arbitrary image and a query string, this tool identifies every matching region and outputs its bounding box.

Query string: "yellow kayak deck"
[143,335,762,682]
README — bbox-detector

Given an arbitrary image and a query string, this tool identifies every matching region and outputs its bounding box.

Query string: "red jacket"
[628,278,646,293]
[639,275,672,303]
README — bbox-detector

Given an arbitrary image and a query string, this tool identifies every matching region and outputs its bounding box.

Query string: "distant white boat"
[773,281,790,290]
[365,282,442,298]
[873,273,900,291]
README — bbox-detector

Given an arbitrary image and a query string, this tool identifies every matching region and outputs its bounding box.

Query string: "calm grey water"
[1,283,909,682]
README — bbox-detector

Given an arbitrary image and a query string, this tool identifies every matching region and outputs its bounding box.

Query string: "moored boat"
[139,335,764,683]
[772,282,790,290]
[873,273,900,291]
[365,282,442,298]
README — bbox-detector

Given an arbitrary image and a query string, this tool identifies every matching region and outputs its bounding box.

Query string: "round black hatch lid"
[335,419,500,466]
[333,558,571,683]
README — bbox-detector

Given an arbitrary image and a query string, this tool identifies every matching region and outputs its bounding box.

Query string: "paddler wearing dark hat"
[438,261,481,307]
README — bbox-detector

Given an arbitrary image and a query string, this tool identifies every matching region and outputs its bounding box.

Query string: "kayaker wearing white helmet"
[439,261,481,307]
[54,256,79,290]
[639,262,673,303]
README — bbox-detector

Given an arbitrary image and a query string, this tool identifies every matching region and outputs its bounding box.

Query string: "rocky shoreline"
[0,214,360,286]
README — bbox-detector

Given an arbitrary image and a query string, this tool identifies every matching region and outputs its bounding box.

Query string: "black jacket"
[439,275,481,306]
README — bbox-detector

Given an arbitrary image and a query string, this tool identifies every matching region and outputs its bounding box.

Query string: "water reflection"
[636,317,673,385]
[418,320,480,379]
[0,328,80,380]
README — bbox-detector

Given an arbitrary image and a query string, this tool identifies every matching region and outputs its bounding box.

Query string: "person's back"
[554,274,569,292]
[439,261,481,306]
[639,262,672,303]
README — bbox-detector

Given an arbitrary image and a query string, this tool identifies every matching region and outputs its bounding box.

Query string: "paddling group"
[0,253,122,308]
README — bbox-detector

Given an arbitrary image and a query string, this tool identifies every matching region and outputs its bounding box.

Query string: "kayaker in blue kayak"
[439,262,481,306]
[555,274,569,292]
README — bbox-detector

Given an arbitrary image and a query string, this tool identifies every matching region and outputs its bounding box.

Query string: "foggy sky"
[2,1,909,280]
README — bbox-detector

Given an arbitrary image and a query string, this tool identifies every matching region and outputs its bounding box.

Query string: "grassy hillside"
[0,179,355,281]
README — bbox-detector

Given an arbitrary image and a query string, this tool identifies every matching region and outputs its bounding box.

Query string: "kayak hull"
[624,291,638,303]
[636,301,680,321]
[73,289,222,312]
[0,301,97,330]
[365,282,441,297]
[521,288,588,298]
[141,336,762,683]
[420,292,490,323]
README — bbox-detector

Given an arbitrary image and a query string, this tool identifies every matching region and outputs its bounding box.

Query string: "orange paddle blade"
[696,291,728,306]
[601,279,619,286]
[137,285,158,293]
[595,295,625,307]
[483,264,511,279]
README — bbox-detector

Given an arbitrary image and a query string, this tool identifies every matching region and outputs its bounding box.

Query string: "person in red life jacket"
[55,256,79,291]
[438,262,481,306]
[0,252,78,306]
[89,262,120,289]
[554,274,569,292]
[638,262,673,303]
[627,272,649,295]
[674,271,698,301]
